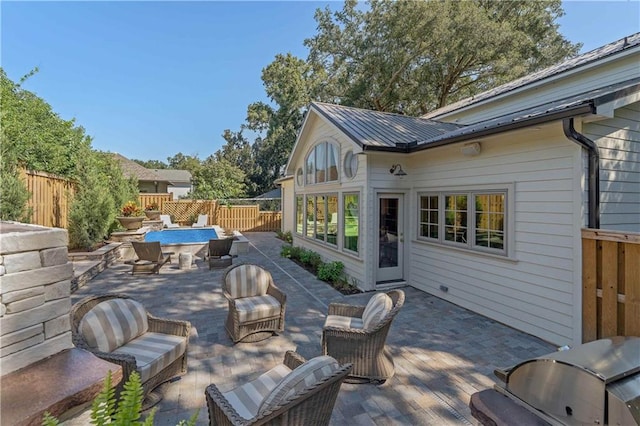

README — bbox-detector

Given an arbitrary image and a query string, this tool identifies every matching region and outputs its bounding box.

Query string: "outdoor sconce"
[461,142,481,157]
[389,164,407,177]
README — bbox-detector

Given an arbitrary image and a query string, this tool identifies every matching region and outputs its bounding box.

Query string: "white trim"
[595,90,640,118]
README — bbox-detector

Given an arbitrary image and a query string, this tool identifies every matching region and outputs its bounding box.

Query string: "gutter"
[562,118,600,229]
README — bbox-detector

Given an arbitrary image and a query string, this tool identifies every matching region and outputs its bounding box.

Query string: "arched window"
[305,142,339,185]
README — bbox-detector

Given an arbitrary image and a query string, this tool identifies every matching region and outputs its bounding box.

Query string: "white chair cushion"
[323,314,364,330]
[226,265,272,299]
[362,292,393,330]
[258,356,340,416]
[79,298,149,352]
[112,332,187,383]
[235,295,281,323]
[222,363,292,420]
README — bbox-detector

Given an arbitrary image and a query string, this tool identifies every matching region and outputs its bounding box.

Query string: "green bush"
[317,261,345,284]
[42,371,198,426]
[275,230,293,244]
[289,246,304,261]
[280,245,292,258]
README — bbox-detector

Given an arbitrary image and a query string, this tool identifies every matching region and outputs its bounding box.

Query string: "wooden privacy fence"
[138,193,173,210]
[21,170,76,228]
[582,228,640,343]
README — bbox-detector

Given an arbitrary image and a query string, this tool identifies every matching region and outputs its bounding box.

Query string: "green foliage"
[280,244,292,258]
[0,143,31,222]
[43,371,198,426]
[276,230,293,244]
[317,261,345,284]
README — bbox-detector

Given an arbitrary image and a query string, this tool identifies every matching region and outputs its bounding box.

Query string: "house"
[113,153,191,198]
[280,33,640,346]
[155,169,192,200]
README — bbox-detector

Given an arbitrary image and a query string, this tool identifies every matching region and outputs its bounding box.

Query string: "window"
[305,194,338,246]
[305,142,340,185]
[296,168,303,186]
[295,196,303,234]
[343,193,359,253]
[343,150,358,179]
[419,190,507,255]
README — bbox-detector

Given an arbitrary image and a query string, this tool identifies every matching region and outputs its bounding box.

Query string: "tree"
[304,0,580,115]
[188,156,246,200]
[133,159,168,169]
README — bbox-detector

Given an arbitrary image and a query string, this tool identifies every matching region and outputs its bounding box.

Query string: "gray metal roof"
[424,33,640,119]
[414,78,640,149]
[311,102,463,149]
[155,169,192,184]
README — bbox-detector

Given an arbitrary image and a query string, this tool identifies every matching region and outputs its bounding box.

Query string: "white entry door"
[376,194,404,283]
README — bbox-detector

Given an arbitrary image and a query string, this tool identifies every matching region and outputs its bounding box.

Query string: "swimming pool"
[144,228,219,244]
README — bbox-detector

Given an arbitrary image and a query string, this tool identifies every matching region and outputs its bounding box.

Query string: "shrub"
[275,230,292,244]
[280,245,292,258]
[68,184,114,250]
[317,261,345,284]
[289,246,304,261]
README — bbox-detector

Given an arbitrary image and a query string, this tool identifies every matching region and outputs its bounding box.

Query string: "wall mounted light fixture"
[389,164,407,177]
[461,142,481,157]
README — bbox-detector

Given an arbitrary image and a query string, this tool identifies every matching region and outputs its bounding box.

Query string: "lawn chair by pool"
[129,241,172,274]
[208,237,234,269]
[222,263,286,343]
[322,289,405,383]
[192,214,208,228]
[205,351,352,426]
[160,214,179,228]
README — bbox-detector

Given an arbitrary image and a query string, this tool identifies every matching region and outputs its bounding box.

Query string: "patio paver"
[69,232,555,425]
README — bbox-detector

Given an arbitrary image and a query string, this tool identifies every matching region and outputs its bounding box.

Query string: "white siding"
[437,52,639,124]
[280,179,294,234]
[398,125,583,345]
[290,117,369,289]
[585,101,640,232]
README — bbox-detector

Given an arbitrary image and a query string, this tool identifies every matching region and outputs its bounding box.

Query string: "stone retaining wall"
[0,222,74,375]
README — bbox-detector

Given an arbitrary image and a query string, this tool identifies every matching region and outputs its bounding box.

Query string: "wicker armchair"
[70,294,191,407]
[205,351,352,426]
[222,263,286,343]
[322,290,405,383]
[208,237,234,269]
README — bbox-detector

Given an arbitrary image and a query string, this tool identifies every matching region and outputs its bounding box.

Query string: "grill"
[494,336,640,425]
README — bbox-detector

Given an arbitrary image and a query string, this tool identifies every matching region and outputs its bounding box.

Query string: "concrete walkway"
[70,232,555,425]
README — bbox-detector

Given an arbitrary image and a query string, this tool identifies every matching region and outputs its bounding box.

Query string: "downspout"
[562,118,600,229]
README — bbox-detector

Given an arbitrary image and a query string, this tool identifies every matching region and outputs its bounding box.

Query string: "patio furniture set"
[70,261,405,425]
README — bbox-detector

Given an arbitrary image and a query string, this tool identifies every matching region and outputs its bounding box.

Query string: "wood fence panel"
[22,170,75,229]
[582,228,640,343]
[138,193,173,210]
[162,200,216,225]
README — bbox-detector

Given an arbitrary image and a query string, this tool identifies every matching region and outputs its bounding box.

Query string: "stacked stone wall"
[0,222,74,375]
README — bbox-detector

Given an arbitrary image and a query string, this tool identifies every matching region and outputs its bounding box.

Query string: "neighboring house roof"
[112,153,166,182]
[155,169,192,184]
[255,188,281,199]
[424,33,640,119]
[311,102,463,149]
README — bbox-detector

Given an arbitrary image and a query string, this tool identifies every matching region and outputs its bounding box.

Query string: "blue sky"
[2,1,639,163]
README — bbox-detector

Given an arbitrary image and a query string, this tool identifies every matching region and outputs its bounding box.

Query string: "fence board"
[138,193,173,211]
[600,241,618,338]
[582,228,640,343]
[625,244,640,336]
[582,238,598,342]
[21,170,76,228]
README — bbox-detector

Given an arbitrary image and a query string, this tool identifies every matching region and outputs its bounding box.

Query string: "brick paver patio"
[70,232,555,425]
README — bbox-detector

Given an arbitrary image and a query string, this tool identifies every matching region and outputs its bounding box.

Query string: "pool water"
[144,228,219,244]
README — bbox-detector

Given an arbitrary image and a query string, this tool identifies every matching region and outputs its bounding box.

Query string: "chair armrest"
[71,335,138,382]
[283,351,306,369]
[205,384,248,426]
[327,303,365,318]
[267,284,287,305]
[147,315,191,338]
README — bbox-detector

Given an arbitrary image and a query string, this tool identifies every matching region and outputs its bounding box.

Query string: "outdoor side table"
[179,252,192,269]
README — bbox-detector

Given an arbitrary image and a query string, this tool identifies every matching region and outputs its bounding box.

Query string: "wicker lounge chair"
[70,294,191,408]
[322,289,405,383]
[205,351,352,426]
[222,263,286,343]
[208,237,234,269]
[129,241,172,274]
[160,214,179,228]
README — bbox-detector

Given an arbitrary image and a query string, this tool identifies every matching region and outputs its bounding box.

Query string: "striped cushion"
[324,314,364,330]
[362,293,393,330]
[223,363,292,420]
[112,332,187,383]
[79,299,149,352]
[235,295,281,323]
[226,265,272,299]
[258,356,339,416]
